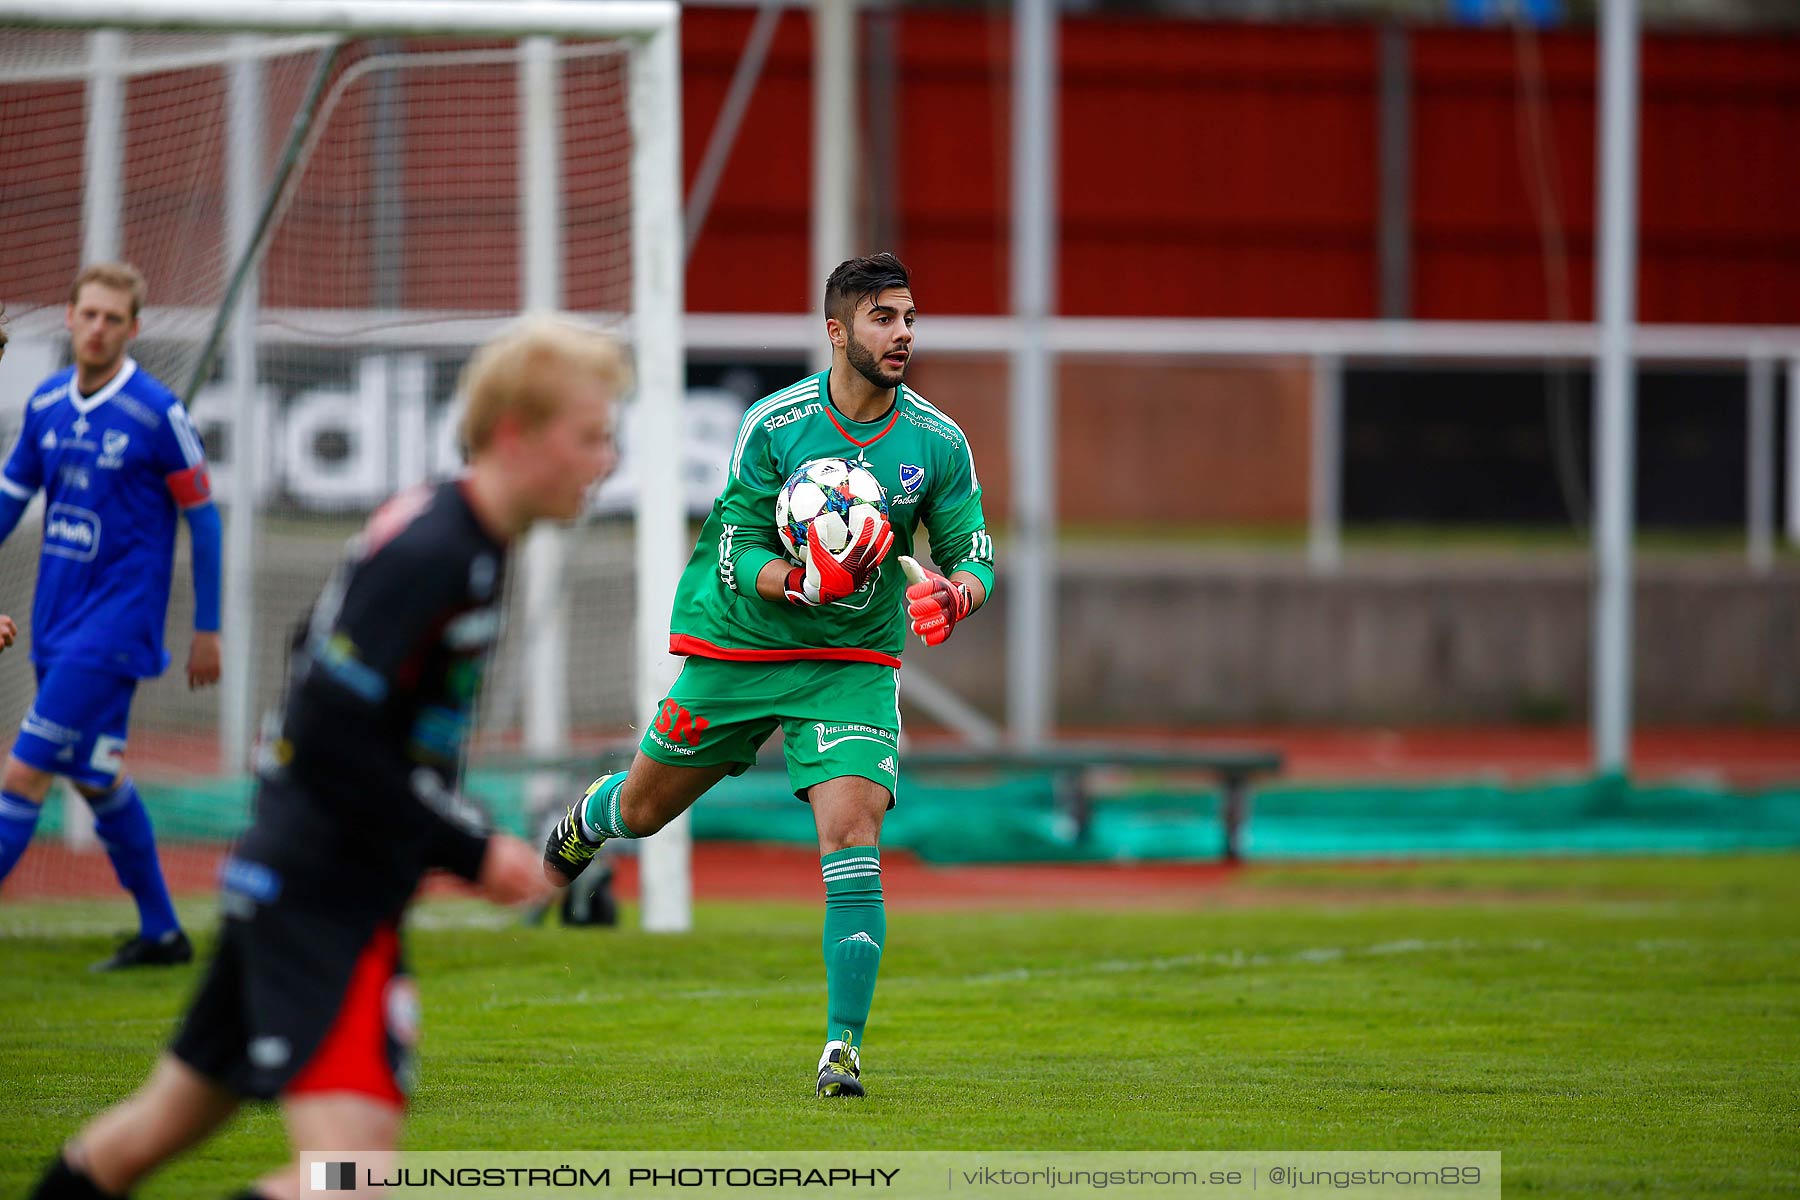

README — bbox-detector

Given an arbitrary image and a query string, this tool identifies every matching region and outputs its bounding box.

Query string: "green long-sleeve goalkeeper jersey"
[667,370,995,668]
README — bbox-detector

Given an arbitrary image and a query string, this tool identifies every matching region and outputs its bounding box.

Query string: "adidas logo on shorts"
[876,755,896,776]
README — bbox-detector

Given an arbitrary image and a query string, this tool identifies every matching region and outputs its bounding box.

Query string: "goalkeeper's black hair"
[824,253,912,327]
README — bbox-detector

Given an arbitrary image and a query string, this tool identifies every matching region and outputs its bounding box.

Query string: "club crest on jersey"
[99,430,130,468]
[899,463,925,494]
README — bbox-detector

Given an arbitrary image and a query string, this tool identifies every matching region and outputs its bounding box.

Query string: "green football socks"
[578,773,639,841]
[821,845,885,1048]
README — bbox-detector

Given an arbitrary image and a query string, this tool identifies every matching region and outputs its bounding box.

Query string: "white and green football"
[776,457,889,564]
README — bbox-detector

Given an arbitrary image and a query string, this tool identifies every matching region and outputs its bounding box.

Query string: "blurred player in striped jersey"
[0,264,222,969]
[29,315,617,1200]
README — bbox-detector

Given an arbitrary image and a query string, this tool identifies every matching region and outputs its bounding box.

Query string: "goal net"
[0,1,688,927]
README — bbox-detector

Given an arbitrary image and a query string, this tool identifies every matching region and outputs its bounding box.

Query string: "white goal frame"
[0,0,692,930]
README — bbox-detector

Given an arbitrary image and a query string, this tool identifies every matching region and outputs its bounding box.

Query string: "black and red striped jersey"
[239,480,508,914]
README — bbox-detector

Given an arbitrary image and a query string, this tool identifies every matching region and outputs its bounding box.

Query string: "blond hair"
[457,314,631,456]
[70,262,147,317]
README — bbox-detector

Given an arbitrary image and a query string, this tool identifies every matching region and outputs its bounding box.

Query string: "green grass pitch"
[2,854,1796,1198]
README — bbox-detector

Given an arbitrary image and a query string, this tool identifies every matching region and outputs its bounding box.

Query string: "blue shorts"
[13,661,138,789]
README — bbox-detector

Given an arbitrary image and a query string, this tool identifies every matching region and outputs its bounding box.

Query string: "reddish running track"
[11,724,1795,905]
[3,841,1239,908]
[122,726,1800,789]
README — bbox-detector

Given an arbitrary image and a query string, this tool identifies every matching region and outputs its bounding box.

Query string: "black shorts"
[169,858,417,1105]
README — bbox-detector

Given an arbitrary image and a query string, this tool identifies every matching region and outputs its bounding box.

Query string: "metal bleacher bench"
[490,741,1285,864]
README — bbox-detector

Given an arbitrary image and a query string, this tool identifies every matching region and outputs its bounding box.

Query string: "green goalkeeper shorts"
[638,655,901,805]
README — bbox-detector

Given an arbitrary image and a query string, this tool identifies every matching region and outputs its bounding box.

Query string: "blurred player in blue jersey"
[0,263,223,970]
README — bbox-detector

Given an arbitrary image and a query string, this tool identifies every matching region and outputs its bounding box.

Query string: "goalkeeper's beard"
[846,334,906,391]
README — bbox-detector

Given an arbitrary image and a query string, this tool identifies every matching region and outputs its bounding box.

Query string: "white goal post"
[0,0,691,930]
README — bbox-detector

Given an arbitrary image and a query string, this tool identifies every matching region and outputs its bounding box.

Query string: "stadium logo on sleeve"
[763,401,823,432]
[899,463,925,494]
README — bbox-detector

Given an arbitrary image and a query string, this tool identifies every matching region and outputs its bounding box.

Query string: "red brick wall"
[3,16,1795,323]
[682,10,1800,323]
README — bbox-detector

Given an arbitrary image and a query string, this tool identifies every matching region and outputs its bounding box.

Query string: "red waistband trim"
[670,633,902,669]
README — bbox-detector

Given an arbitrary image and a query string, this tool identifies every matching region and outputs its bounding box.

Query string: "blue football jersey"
[1,357,214,678]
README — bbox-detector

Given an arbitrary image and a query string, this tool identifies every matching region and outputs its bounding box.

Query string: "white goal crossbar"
[0,0,678,38]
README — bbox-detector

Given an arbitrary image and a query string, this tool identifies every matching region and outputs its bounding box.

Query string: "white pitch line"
[474,938,1549,1013]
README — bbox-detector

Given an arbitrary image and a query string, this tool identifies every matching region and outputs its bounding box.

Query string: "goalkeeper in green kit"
[544,253,993,1098]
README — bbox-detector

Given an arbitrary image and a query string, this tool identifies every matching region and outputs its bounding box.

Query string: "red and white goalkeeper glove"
[785,516,894,606]
[899,555,973,646]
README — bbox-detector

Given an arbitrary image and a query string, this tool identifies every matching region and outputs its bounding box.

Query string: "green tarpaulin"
[49,769,1800,863]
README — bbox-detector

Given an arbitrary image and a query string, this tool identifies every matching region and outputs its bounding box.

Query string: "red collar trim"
[825,400,902,448]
